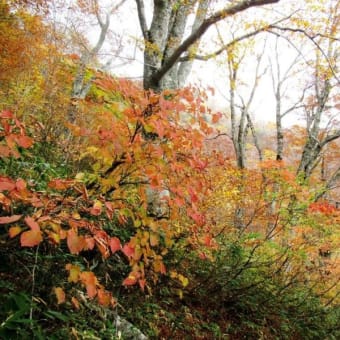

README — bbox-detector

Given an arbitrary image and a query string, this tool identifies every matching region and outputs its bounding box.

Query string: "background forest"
[0,0,339,339]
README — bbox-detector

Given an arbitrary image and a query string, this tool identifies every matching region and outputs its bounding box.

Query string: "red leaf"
[16,179,26,191]
[15,135,33,148]
[122,273,138,286]
[67,229,85,254]
[122,243,135,258]
[0,215,22,224]
[199,252,207,260]
[188,209,205,227]
[90,200,102,216]
[1,110,13,119]
[188,187,198,203]
[173,196,185,207]
[110,237,121,253]
[24,216,40,231]
[0,177,15,191]
[20,230,42,247]
[203,234,213,247]
[138,279,146,291]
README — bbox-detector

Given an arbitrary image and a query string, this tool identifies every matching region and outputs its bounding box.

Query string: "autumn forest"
[0,0,339,339]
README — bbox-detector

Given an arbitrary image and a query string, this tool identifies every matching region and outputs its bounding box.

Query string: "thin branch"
[270,25,340,83]
[205,132,231,140]
[180,12,296,62]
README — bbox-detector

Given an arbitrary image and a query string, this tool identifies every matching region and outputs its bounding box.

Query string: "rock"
[115,315,148,340]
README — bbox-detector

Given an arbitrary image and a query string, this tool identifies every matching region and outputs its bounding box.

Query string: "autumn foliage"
[0,1,339,339]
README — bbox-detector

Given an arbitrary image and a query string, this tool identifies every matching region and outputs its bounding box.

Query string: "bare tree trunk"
[68,12,110,123]
[297,32,339,180]
[136,0,280,92]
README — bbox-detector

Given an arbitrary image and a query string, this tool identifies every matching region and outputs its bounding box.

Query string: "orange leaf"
[54,287,66,304]
[154,260,166,274]
[24,216,40,231]
[97,288,111,307]
[67,229,85,254]
[110,237,121,253]
[212,112,222,124]
[71,297,80,309]
[203,234,213,247]
[85,236,95,250]
[48,179,74,190]
[0,215,22,224]
[20,230,42,247]
[0,145,11,157]
[80,271,97,298]
[9,225,22,238]
[15,135,33,148]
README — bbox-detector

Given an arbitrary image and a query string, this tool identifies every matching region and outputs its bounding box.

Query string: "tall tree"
[135,0,280,91]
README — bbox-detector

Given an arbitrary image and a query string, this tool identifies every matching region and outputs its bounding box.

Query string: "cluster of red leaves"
[309,201,337,215]
[0,111,138,305]
[0,110,33,157]
[0,83,224,304]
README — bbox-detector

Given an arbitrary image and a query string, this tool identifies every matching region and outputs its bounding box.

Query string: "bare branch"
[321,130,340,147]
[315,165,340,201]
[111,0,127,13]
[135,0,149,40]
[180,12,295,62]
[269,25,340,83]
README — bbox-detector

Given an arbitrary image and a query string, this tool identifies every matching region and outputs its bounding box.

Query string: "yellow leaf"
[178,274,189,287]
[65,264,81,283]
[150,233,159,247]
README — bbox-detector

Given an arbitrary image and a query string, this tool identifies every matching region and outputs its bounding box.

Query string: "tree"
[136,0,281,91]
[225,39,266,169]
[268,37,305,161]
[67,0,127,123]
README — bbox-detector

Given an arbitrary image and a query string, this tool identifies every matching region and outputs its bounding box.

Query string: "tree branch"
[320,130,340,147]
[180,13,294,62]
[269,25,340,83]
[135,0,149,40]
[151,0,280,84]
